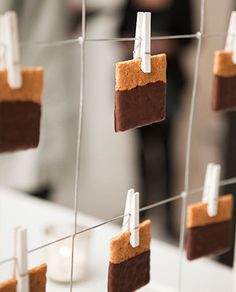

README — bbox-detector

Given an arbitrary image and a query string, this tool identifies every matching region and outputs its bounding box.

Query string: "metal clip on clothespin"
[225,11,236,64]
[14,227,29,292]
[3,11,22,89]
[122,189,140,248]
[133,12,151,73]
[202,163,221,217]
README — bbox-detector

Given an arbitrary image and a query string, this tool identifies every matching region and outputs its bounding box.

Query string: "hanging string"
[16,32,234,49]
[0,176,236,268]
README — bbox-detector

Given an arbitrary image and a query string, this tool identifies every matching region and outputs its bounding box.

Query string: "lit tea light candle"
[59,245,71,258]
[44,224,91,283]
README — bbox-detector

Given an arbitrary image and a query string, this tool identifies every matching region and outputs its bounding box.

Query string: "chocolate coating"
[0,101,41,152]
[108,250,150,292]
[186,220,232,261]
[115,81,166,132]
[212,75,236,111]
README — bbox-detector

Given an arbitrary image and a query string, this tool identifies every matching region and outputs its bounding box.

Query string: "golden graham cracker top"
[115,54,166,91]
[0,279,16,292]
[29,263,47,292]
[187,194,233,228]
[214,51,236,77]
[0,67,44,104]
[110,220,151,264]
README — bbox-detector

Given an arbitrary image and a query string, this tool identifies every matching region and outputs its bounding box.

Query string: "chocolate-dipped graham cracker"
[0,263,47,292]
[0,67,43,152]
[212,51,236,111]
[115,54,166,132]
[186,194,233,260]
[108,220,151,292]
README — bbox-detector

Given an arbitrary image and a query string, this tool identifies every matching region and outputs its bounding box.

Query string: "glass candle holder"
[44,224,91,283]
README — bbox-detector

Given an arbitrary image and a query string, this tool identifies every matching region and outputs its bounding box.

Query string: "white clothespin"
[14,227,29,292]
[130,192,140,248]
[202,163,221,217]
[133,12,151,73]
[133,12,143,60]
[122,189,134,232]
[4,11,22,89]
[207,164,221,217]
[225,11,236,64]
[202,163,214,203]
[122,189,140,248]
[0,15,6,69]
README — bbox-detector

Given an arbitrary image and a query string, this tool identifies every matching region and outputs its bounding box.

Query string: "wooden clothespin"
[14,226,29,292]
[122,189,140,248]
[3,11,22,89]
[225,11,236,64]
[133,12,151,73]
[202,163,221,217]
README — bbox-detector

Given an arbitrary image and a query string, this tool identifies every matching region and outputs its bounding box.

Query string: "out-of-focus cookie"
[0,67,43,152]
[212,51,236,111]
[186,194,233,260]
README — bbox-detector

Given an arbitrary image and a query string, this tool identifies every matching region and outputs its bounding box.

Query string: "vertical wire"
[177,0,205,291]
[69,0,86,291]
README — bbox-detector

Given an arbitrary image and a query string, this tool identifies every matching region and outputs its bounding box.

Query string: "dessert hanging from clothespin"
[186,163,234,261]
[114,11,166,132]
[108,189,151,292]
[0,226,47,292]
[0,226,29,292]
[211,11,236,111]
[0,11,44,153]
[14,227,48,292]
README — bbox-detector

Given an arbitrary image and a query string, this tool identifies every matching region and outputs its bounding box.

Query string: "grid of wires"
[1,0,236,291]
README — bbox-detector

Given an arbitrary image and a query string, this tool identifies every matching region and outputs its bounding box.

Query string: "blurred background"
[0,0,235,267]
